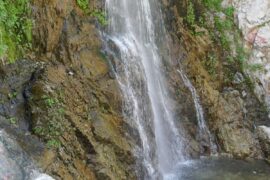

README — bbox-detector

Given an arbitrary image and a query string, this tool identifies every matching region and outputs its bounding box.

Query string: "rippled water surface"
[166,158,270,180]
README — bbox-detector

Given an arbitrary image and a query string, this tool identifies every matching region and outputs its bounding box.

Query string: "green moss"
[0,0,32,62]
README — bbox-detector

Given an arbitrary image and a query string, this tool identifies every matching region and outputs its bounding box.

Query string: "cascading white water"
[178,69,217,154]
[0,130,54,180]
[105,0,185,178]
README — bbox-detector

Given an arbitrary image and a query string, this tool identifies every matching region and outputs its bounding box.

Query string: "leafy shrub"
[202,0,222,11]
[0,0,32,63]
[76,0,89,11]
[91,10,108,26]
[187,2,195,27]
[224,6,235,17]
[47,139,61,148]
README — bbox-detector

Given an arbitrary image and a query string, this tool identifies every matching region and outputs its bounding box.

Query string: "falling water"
[178,69,217,154]
[105,0,185,179]
[0,130,54,180]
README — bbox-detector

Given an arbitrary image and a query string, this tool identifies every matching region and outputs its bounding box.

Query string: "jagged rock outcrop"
[161,0,269,159]
[22,0,136,179]
[224,0,270,114]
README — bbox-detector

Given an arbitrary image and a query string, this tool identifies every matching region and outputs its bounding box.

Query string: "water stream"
[0,129,53,180]
[177,69,217,154]
[104,0,270,179]
[105,0,186,178]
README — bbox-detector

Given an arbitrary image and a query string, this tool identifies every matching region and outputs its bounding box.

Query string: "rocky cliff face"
[30,0,137,179]
[161,0,270,159]
[224,0,270,111]
[1,0,270,179]
[0,0,136,179]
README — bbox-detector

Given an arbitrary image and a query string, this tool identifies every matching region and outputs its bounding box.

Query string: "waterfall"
[105,0,185,178]
[178,69,217,154]
[0,130,54,180]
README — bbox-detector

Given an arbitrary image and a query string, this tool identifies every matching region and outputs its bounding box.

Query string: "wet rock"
[0,129,51,179]
[0,59,46,158]
[256,126,270,162]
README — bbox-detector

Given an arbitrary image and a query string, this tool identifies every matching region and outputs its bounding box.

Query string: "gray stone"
[256,126,270,161]
[233,72,244,84]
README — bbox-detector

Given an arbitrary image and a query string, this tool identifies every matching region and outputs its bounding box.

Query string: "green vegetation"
[8,117,17,125]
[76,0,89,11]
[0,0,32,63]
[224,6,235,17]
[202,0,222,11]
[246,63,264,72]
[47,139,61,148]
[75,0,108,26]
[33,93,66,149]
[187,2,196,27]
[188,0,259,86]
[91,10,108,26]
[203,53,218,77]
[42,95,59,108]
[8,91,17,99]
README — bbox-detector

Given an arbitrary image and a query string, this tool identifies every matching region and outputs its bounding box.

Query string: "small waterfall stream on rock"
[178,69,217,154]
[0,130,54,180]
[105,0,187,179]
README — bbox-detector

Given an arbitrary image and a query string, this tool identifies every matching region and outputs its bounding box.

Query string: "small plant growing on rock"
[47,139,61,148]
[246,63,264,72]
[8,91,17,99]
[91,10,108,26]
[42,95,59,108]
[202,0,222,11]
[203,53,218,78]
[34,92,66,149]
[224,6,235,18]
[187,2,195,27]
[33,126,45,136]
[8,117,17,125]
[76,0,89,11]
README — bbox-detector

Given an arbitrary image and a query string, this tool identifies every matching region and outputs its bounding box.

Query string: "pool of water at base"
[163,157,270,180]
